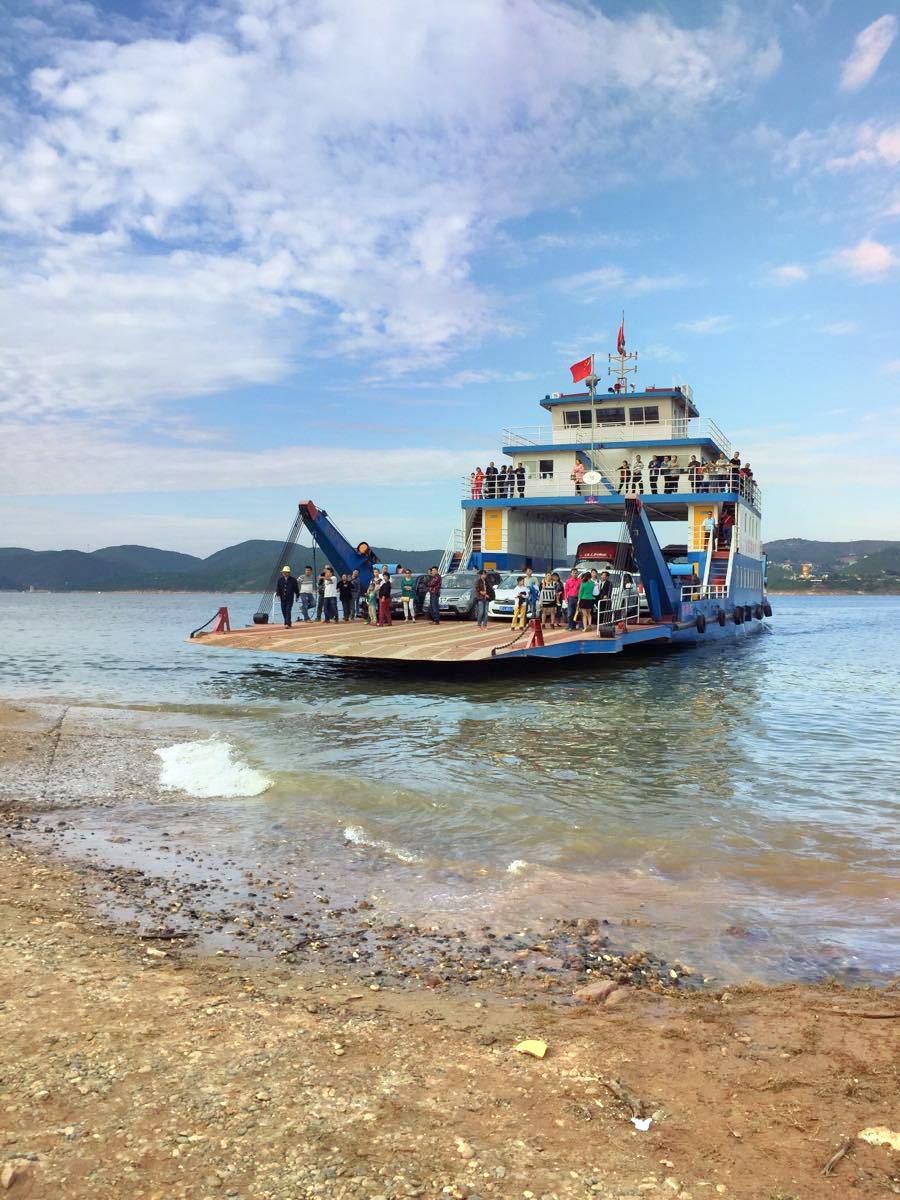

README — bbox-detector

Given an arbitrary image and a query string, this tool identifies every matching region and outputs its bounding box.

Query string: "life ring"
[717,610,726,627]
[763,602,773,617]
[733,607,743,625]
[753,605,763,620]
[695,613,707,634]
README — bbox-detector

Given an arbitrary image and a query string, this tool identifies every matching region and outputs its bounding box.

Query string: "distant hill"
[763,539,900,593]
[0,540,442,592]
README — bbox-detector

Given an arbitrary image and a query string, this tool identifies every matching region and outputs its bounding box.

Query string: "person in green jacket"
[577,572,595,632]
[400,568,416,622]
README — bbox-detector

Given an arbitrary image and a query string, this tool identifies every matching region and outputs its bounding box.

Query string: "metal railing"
[502,417,732,457]
[680,583,729,601]
[463,471,761,508]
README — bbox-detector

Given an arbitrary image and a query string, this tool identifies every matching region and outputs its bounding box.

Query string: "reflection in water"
[0,592,898,982]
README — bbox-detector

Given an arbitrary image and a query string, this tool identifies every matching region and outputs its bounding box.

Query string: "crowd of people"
[510,566,635,632]
[274,564,445,629]
[617,451,754,497]
[468,451,755,500]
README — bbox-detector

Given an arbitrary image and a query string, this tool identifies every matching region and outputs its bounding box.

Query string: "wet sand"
[2,699,899,1199]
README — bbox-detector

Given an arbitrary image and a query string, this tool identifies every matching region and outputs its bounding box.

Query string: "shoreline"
[3,840,899,1200]
[2,700,899,1198]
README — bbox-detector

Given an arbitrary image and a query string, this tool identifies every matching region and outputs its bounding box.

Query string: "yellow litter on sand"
[514,1039,548,1059]
[858,1126,900,1150]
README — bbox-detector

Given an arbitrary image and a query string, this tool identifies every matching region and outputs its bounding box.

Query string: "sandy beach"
[2,699,899,1200]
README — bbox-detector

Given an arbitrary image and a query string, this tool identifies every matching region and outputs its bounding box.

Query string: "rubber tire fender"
[763,602,773,617]
[743,605,753,623]
[695,612,707,634]
[753,605,763,620]
[717,610,726,627]
[733,607,744,625]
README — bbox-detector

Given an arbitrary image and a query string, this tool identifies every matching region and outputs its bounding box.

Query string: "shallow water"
[1,591,898,983]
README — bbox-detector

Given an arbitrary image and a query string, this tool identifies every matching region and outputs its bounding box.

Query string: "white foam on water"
[506,859,531,874]
[342,824,423,864]
[154,739,273,798]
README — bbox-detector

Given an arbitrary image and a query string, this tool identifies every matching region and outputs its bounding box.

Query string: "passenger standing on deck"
[729,452,741,490]
[515,462,526,498]
[337,573,354,622]
[472,466,484,499]
[414,572,428,617]
[665,455,681,494]
[571,458,585,495]
[630,454,644,494]
[474,570,491,629]
[563,568,580,630]
[315,570,326,620]
[617,460,631,494]
[400,568,415,621]
[427,566,442,624]
[688,455,702,492]
[511,577,528,629]
[648,454,662,494]
[702,510,716,550]
[276,566,299,628]
[484,462,498,499]
[522,566,539,616]
[540,571,558,629]
[377,568,392,626]
[298,566,315,621]
[596,570,613,623]
[322,567,339,622]
[349,569,361,620]
[499,465,510,499]
[364,578,377,624]
[577,572,595,632]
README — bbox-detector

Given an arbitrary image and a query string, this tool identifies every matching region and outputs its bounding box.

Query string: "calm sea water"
[1,591,897,983]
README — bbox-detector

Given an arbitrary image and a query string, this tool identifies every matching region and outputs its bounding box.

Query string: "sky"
[1,0,899,556]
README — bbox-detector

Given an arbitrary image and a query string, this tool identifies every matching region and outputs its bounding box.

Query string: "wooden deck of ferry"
[192,617,673,663]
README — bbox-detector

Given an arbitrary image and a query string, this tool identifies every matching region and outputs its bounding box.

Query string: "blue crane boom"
[298,500,379,587]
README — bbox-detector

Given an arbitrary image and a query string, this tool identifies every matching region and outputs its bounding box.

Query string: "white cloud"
[0,419,489,497]
[817,321,859,335]
[0,0,780,432]
[557,266,693,299]
[766,119,900,173]
[676,315,734,334]
[839,14,898,91]
[885,359,900,374]
[768,264,808,286]
[438,369,536,389]
[829,237,899,280]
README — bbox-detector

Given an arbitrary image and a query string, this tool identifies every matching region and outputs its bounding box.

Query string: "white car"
[487,572,547,620]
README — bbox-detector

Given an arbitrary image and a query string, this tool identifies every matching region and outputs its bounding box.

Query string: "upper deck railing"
[463,470,761,509]
[502,417,732,458]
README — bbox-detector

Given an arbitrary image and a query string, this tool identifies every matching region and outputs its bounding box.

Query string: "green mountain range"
[0,538,898,593]
[0,542,442,593]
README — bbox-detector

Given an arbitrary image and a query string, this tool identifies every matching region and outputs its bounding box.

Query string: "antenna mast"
[608,311,638,393]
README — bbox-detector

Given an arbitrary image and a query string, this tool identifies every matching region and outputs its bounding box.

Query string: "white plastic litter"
[631,1117,652,1131]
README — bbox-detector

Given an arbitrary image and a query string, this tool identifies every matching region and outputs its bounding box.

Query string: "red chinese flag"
[617,320,626,355]
[570,354,593,384]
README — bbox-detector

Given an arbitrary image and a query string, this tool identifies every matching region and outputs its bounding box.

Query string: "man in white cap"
[276,565,299,627]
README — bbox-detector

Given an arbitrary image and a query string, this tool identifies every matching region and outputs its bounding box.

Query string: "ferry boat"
[192,327,771,664]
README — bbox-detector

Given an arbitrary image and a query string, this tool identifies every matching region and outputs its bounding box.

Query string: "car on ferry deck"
[438,570,484,620]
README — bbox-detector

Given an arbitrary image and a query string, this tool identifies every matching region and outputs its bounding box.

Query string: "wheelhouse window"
[563,409,593,427]
[629,405,659,424]
[595,406,626,425]
[539,459,554,478]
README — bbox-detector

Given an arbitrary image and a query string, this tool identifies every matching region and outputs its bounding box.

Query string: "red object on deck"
[526,618,545,648]
[210,607,231,634]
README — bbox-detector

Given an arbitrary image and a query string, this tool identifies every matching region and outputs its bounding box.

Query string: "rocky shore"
[2,700,899,1199]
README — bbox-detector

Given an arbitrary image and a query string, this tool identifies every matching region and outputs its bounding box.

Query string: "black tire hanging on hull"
[717,610,726,627]
[695,613,707,634]
[733,607,744,625]
[763,602,773,617]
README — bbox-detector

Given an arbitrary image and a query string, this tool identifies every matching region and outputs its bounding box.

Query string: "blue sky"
[1,0,898,554]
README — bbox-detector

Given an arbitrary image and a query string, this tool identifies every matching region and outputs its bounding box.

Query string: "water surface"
[1,591,897,983]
